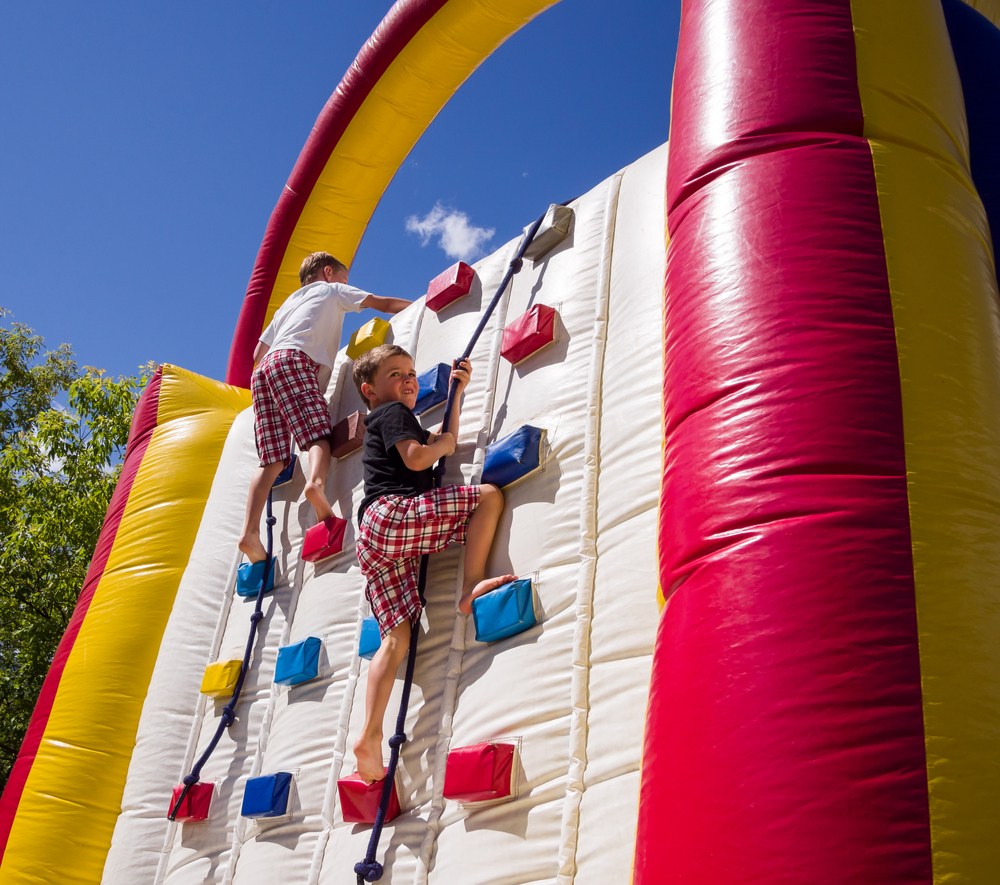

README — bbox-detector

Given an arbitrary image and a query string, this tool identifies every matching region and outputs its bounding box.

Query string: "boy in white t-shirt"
[238,252,410,563]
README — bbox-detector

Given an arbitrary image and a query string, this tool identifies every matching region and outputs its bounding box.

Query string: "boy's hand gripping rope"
[354,212,545,883]
[168,492,277,821]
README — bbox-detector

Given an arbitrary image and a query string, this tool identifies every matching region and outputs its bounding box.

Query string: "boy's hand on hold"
[451,358,472,393]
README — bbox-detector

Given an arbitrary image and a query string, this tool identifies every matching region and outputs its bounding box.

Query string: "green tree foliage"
[0,310,150,788]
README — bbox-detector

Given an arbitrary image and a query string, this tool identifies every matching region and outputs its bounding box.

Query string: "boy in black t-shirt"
[351,344,515,784]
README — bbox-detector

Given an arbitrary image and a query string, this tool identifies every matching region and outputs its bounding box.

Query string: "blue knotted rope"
[168,492,276,821]
[354,212,545,883]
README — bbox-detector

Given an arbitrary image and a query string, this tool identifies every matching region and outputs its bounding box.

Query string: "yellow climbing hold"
[200,659,242,697]
[346,317,391,359]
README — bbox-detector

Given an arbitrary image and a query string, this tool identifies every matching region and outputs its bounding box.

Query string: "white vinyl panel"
[574,143,667,885]
[429,176,615,885]
[102,407,257,885]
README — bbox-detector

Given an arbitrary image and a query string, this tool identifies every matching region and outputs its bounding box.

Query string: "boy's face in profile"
[367,355,418,410]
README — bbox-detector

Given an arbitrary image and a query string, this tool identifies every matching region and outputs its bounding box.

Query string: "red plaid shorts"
[251,348,332,466]
[357,485,482,636]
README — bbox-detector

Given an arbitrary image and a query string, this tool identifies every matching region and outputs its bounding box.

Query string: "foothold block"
[274,636,322,686]
[501,304,558,366]
[414,363,450,415]
[346,317,391,360]
[358,616,381,660]
[241,772,293,819]
[481,425,544,488]
[443,742,517,805]
[523,204,573,261]
[472,578,536,643]
[302,515,348,563]
[338,771,401,824]
[331,410,366,459]
[236,560,276,598]
[169,781,215,822]
[425,261,475,313]
[200,659,243,697]
[272,457,296,487]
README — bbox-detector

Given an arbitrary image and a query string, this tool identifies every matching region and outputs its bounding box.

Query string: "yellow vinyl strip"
[262,0,561,329]
[1,366,249,885]
[852,0,1000,880]
[961,0,1000,28]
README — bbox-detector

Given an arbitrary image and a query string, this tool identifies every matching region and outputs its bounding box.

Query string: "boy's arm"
[360,294,411,314]
[253,341,269,365]
[445,359,471,440]
[396,435,455,472]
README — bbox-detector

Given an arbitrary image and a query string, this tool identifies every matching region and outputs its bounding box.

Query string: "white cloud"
[405,203,494,261]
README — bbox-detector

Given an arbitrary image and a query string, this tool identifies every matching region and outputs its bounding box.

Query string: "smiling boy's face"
[367,355,418,409]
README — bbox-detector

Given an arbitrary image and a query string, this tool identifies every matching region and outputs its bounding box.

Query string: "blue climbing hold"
[481,425,544,488]
[272,458,296,487]
[241,771,293,818]
[274,636,322,686]
[236,560,275,598]
[414,363,450,414]
[358,616,381,660]
[472,578,536,643]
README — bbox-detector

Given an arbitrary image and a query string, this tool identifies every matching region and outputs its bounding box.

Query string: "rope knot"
[387,733,407,750]
[182,773,199,787]
[354,861,383,881]
[510,257,523,273]
[221,707,236,727]
[251,610,264,623]
[266,516,277,526]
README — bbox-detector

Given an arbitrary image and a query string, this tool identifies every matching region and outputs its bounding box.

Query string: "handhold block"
[523,204,573,261]
[346,317,391,360]
[414,363,450,415]
[501,304,557,365]
[241,772,293,819]
[338,771,401,824]
[472,578,536,643]
[481,425,544,488]
[443,742,516,804]
[200,659,243,697]
[274,636,322,686]
[302,515,348,562]
[169,781,214,822]
[331,410,365,458]
[426,261,475,313]
[358,616,381,660]
[236,560,276,598]
[272,457,296,487]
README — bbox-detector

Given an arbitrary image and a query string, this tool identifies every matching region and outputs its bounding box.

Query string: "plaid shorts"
[251,348,332,466]
[358,485,482,637]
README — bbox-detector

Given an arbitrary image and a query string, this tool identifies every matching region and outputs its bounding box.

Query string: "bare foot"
[353,735,385,785]
[304,480,334,523]
[238,533,268,564]
[458,574,517,615]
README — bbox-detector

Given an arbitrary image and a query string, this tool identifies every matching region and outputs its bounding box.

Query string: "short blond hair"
[299,252,347,285]
[353,344,411,407]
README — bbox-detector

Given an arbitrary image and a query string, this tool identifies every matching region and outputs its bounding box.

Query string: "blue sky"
[1,1,680,384]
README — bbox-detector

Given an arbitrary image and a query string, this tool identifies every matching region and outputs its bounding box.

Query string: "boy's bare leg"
[458,484,516,613]
[303,437,334,523]
[354,620,411,784]
[238,460,285,562]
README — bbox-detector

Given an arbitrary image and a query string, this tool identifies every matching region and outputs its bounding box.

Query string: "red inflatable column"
[635,1,932,882]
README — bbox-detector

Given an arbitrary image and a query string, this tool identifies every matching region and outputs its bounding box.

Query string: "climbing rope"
[168,492,276,821]
[354,212,546,883]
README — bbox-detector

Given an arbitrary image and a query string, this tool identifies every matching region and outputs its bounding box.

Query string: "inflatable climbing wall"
[3,1,1000,884]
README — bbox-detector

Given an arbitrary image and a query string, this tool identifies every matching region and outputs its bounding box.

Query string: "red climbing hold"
[443,741,517,804]
[426,261,475,313]
[302,515,347,563]
[331,410,365,458]
[501,304,557,365]
[338,771,401,824]
[169,781,214,822]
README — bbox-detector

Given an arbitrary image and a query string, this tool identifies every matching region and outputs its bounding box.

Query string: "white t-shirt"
[259,281,371,369]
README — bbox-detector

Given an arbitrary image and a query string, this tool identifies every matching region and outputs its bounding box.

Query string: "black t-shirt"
[359,401,432,522]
